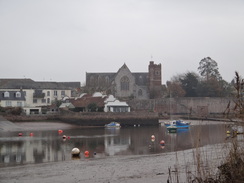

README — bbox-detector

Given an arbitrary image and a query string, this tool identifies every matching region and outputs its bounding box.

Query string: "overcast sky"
[1,0,244,85]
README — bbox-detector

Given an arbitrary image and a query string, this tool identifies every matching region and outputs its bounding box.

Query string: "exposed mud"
[0,117,231,183]
[0,144,226,183]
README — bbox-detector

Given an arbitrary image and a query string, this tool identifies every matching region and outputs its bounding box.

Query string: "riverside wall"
[3,97,238,126]
[58,111,159,126]
[128,97,235,118]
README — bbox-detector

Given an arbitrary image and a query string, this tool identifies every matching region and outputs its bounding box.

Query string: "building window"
[98,76,102,86]
[42,99,46,103]
[6,101,12,107]
[105,76,110,85]
[120,76,129,91]
[16,92,21,98]
[155,70,160,75]
[90,76,95,86]
[138,89,143,96]
[4,92,10,97]
[54,91,57,96]
[47,98,50,104]
[17,102,22,107]
[33,99,37,103]
[61,91,65,96]
[47,91,50,96]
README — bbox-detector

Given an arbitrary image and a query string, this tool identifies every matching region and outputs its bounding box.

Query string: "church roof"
[86,63,148,86]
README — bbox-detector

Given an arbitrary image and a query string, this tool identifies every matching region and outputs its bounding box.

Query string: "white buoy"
[71,148,80,156]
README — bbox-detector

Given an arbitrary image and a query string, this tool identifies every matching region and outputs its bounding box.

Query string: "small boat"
[167,125,177,133]
[105,122,121,128]
[164,120,190,128]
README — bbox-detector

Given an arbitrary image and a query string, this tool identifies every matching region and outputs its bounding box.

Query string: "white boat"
[105,122,121,128]
[167,125,177,133]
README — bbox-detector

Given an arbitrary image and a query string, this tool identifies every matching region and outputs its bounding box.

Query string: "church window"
[105,76,110,85]
[155,70,160,75]
[120,76,129,91]
[139,75,144,85]
[90,76,95,86]
[98,76,102,86]
[138,89,143,96]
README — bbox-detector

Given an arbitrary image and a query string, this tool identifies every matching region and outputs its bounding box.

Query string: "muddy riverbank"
[0,118,233,183]
[0,143,227,183]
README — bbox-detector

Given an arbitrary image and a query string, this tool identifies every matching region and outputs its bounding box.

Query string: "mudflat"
[0,144,225,183]
[0,120,227,183]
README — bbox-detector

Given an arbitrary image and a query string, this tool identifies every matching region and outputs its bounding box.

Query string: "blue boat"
[164,120,190,128]
[105,122,121,128]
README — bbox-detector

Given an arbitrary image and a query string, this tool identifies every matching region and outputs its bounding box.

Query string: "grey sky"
[1,0,244,85]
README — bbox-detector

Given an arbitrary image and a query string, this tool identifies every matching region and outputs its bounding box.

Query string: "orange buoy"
[84,151,89,157]
[160,140,165,146]
[18,133,23,136]
[58,130,63,134]
[30,133,34,136]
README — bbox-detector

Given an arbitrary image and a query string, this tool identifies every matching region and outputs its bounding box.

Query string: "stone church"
[85,61,163,99]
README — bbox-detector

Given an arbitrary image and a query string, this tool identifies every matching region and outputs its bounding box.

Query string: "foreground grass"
[167,126,244,183]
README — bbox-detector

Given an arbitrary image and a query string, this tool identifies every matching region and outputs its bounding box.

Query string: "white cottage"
[104,95,130,112]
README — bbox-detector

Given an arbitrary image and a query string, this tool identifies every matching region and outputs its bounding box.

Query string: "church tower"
[148,61,162,99]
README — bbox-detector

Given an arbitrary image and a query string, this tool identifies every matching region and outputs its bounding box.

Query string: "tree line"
[166,57,241,98]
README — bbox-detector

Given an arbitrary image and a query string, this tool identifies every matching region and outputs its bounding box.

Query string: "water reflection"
[0,123,230,167]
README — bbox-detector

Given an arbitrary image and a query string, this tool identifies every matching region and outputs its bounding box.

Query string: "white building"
[0,79,80,115]
[0,91,26,107]
[104,94,130,112]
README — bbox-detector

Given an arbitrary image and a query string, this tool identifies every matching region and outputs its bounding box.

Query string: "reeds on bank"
[167,125,244,183]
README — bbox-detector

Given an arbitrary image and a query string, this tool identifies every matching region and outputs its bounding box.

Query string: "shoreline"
[0,116,237,182]
[0,142,227,183]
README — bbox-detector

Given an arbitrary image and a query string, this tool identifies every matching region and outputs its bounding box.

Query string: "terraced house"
[0,79,80,115]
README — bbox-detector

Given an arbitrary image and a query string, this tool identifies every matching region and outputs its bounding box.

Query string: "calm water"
[0,122,231,167]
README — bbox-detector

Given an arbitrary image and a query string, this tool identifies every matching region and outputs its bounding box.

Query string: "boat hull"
[164,120,190,128]
[167,126,177,133]
[105,122,121,128]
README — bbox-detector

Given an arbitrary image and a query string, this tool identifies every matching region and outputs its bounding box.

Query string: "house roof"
[71,96,106,108]
[59,103,75,109]
[0,91,25,101]
[86,72,148,86]
[106,100,129,107]
[0,79,80,90]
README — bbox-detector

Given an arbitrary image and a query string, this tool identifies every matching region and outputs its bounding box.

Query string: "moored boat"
[167,125,177,133]
[105,122,121,128]
[164,120,190,128]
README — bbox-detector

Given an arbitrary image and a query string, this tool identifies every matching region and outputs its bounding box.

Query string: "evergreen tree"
[180,72,199,97]
[198,57,222,81]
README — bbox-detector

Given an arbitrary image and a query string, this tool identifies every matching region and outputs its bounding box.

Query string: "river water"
[0,121,238,168]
